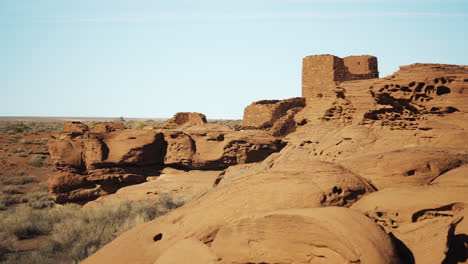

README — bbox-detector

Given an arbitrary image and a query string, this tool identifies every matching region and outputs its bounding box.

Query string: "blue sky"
[1,0,467,119]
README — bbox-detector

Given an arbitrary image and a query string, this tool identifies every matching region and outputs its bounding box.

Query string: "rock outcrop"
[48,122,284,203]
[164,112,207,128]
[241,97,306,136]
[63,54,467,264]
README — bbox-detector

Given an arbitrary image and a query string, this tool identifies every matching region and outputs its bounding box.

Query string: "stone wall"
[302,54,379,99]
[242,97,306,130]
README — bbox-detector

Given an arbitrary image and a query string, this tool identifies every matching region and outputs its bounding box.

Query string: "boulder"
[85,170,220,207]
[62,121,89,134]
[83,130,167,170]
[211,207,401,264]
[47,137,84,170]
[430,164,468,186]
[351,186,468,230]
[165,112,207,128]
[47,129,284,203]
[241,97,305,135]
[90,122,125,133]
[338,148,468,189]
[82,161,375,264]
[153,238,218,264]
[351,186,468,263]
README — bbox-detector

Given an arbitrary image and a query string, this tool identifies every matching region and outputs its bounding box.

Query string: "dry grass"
[27,155,46,168]
[2,186,23,195]
[0,172,37,185]
[0,192,185,263]
[208,119,242,128]
[123,120,167,129]
[0,121,63,134]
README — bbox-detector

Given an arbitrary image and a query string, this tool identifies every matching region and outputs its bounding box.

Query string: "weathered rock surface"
[85,170,220,207]
[48,127,284,203]
[62,121,89,134]
[241,97,305,136]
[164,112,207,128]
[154,238,218,264]
[89,121,125,133]
[351,186,468,263]
[211,207,401,264]
[82,160,375,264]
[71,55,468,263]
[430,164,468,186]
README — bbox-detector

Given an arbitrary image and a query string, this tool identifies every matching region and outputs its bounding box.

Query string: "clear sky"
[1,0,467,119]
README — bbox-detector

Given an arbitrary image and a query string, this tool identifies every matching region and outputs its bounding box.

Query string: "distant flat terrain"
[0,116,168,122]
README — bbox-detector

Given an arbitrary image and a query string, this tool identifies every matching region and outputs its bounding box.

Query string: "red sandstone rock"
[47,136,84,170]
[82,161,375,264]
[90,122,125,133]
[51,55,468,263]
[62,121,89,134]
[211,208,401,264]
[48,128,284,203]
[242,97,305,129]
[165,112,207,128]
[83,130,167,170]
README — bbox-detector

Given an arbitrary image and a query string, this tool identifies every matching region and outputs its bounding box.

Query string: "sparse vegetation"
[28,155,46,168]
[2,186,22,195]
[0,173,37,185]
[208,119,242,128]
[0,121,63,134]
[0,191,185,263]
[12,148,25,153]
[124,119,167,129]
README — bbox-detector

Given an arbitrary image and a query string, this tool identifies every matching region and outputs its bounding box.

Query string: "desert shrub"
[158,193,186,210]
[18,153,28,158]
[0,194,21,208]
[0,194,185,263]
[19,139,33,145]
[0,121,63,134]
[24,184,54,209]
[12,148,25,153]
[208,119,242,128]
[1,250,58,264]
[0,231,17,260]
[1,175,37,185]
[28,155,45,168]
[7,135,21,143]
[48,200,158,261]
[124,119,167,129]
[2,186,22,195]
[0,204,79,240]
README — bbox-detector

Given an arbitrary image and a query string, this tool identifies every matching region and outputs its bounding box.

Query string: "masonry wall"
[302,54,379,99]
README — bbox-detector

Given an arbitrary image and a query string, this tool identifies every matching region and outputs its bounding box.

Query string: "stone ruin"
[302,54,379,99]
[50,54,468,264]
[241,54,379,134]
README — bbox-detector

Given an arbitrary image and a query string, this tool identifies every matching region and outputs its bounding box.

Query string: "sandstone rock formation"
[48,122,284,203]
[89,121,125,133]
[241,97,305,136]
[164,112,207,128]
[82,160,376,264]
[62,54,467,264]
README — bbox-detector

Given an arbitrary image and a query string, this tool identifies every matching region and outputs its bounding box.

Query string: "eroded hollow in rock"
[153,233,163,242]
